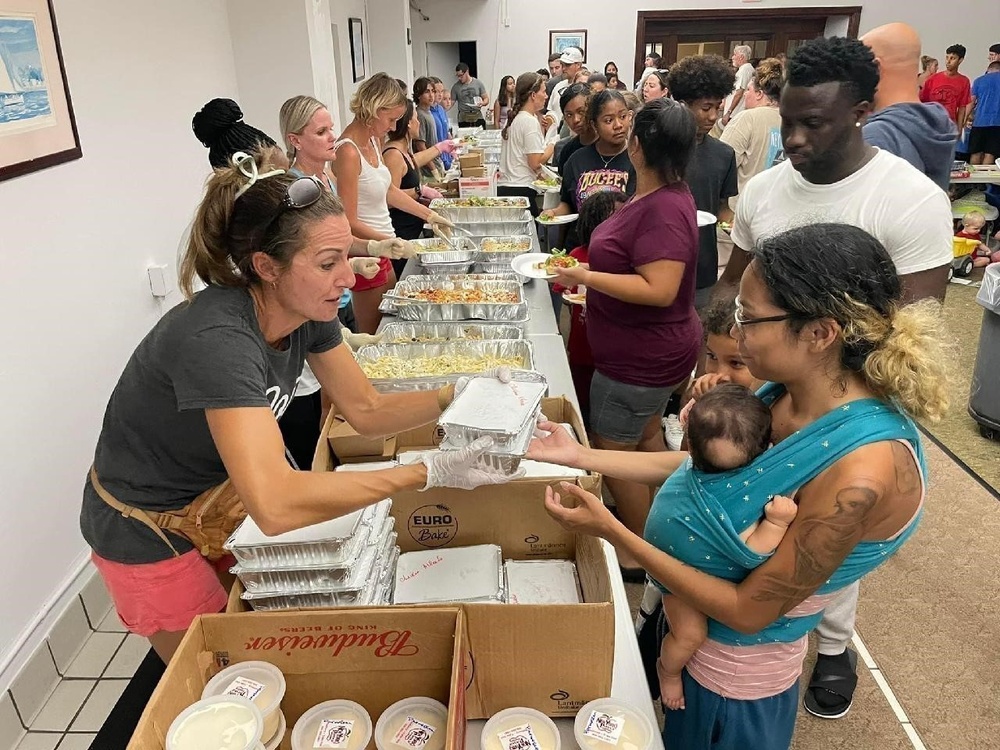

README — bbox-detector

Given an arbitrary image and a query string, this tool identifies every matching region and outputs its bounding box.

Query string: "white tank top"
[334,136,395,237]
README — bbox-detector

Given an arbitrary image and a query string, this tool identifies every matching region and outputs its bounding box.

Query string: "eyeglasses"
[732,295,795,336]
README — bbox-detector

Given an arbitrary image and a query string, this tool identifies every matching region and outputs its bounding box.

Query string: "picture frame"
[349,17,366,83]
[549,29,588,63]
[0,0,82,182]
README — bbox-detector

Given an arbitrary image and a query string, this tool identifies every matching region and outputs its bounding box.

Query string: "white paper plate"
[562,291,586,306]
[512,252,560,279]
[536,213,579,226]
[697,210,717,227]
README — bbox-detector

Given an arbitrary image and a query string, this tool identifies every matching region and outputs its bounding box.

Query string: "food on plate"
[538,213,554,222]
[533,250,579,274]
[359,353,524,379]
[717,220,732,233]
[394,288,520,304]
[533,177,561,188]
[563,292,586,305]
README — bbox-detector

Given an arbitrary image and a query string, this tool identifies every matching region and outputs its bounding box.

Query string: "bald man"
[862,23,956,189]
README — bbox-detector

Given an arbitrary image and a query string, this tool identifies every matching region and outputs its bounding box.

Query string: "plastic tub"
[574,698,655,750]
[292,699,373,750]
[202,661,286,743]
[481,707,560,750]
[264,710,287,750]
[166,694,263,750]
[375,697,449,750]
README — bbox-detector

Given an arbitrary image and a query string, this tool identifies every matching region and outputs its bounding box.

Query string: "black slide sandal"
[803,649,859,719]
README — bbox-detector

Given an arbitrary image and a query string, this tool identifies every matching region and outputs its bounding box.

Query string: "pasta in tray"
[359,353,524,379]
[396,289,520,304]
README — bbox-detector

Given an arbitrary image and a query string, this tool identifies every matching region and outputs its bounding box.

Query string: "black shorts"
[969,126,1000,156]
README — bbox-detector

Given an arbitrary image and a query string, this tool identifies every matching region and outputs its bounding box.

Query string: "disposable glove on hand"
[426,211,455,235]
[453,366,513,399]
[421,436,524,490]
[342,329,383,351]
[368,238,416,259]
[350,257,382,279]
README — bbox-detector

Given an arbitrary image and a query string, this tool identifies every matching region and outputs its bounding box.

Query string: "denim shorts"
[589,370,681,444]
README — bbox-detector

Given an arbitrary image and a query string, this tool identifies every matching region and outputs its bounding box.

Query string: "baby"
[657,383,798,710]
[956,211,997,267]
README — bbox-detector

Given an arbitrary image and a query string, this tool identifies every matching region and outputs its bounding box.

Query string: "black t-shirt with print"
[560,144,637,213]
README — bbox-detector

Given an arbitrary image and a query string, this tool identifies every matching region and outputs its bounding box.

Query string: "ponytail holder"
[232,151,285,199]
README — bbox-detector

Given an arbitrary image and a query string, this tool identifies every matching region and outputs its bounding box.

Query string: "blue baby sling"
[644,382,926,647]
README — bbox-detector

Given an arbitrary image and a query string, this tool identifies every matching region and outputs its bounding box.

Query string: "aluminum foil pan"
[225,506,366,570]
[505,560,583,604]
[354,340,535,392]
[411,237,477,255]
[384,278,528,322]
[439,416,536,474]
[417,249,476,265]
[242,531,397,610]
[439,373,547,446]
[420,261,475,276]
[394,544,506,604]
[429,197,529,223]
[444,215,533,243]
[380,323,524,344]
[475,236,534,263]
[452,271,524,284]
[234,518,395,595]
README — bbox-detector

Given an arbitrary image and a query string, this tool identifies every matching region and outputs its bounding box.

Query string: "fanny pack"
[90,466,246,561]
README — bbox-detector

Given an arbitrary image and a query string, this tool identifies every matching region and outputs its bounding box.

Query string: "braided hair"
[192,99,276,169]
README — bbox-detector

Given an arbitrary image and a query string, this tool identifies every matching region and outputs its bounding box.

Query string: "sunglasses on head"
[255,176,325,245]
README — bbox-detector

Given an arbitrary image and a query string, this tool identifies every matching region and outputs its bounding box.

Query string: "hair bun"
[192,98,245,147]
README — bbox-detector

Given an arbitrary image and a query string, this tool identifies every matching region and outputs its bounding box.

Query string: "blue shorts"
[662,671,798,750]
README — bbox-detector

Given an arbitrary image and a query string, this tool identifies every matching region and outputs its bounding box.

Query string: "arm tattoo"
[750,485,879,611]
[890,441,921,496]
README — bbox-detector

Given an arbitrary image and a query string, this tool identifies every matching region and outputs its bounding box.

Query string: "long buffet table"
[379,254,664,750]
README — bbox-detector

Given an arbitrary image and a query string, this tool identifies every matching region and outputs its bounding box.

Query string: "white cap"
[559,47,584,64]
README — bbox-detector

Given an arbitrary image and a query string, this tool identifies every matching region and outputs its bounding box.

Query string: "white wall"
[330,0,373,127]
[409,0,1000,104]
[426,42,461,84]
[0,0,239,677]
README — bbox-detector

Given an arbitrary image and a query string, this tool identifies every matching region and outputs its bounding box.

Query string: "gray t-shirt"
[451,78,487,118]
[80,285,342,564]
[416,107,438,147]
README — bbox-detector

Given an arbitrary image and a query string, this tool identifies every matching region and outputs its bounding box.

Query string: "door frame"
[633,6,862,80]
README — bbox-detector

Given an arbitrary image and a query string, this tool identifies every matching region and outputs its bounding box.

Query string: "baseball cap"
[560,47,585,64]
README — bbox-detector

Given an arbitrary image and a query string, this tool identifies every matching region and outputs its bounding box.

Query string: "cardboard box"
[129,608,467,750]
[260,397,614,720]
[460,167,486,178]
[326,416,397,461]
[458,153,482,169]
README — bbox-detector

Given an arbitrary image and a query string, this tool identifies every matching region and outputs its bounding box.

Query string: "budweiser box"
[129,608,467,750]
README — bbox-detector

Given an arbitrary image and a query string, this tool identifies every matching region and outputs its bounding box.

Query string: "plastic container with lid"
[202,661,286,743]
[573,698,655,750]
[263,710,286,750]
[375,697,449,750]
[481,707,560,750]
[166,694,263,750]
[292,699,373,750]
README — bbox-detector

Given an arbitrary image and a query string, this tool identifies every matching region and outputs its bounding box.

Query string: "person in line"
[861,23,957,190]
[720,58,784,199]
[552,82,594,175]
[604,61,627,90]
[716,37,953,718]
[451,63,490,128]
[412,77,444,180]
[586,73,608,94]
[550,99,700,578]
[641,70,670,103]
[548,47,585,127]
[494,74,516,130]
[920,43,973,135]
[81,148,514,663]
[667,55,738,307]
[428,77,453,169]
[969,61,1000,165]
[719,36,953,310]
[917,55,938,90]
[546,52,564,96]
[332,74,455,333]
[532,221,948,750]
[499,72,556,205]
[720,45,755,130]
[636,52,663,93]
[607,73,624,91]
[657,383,798,711]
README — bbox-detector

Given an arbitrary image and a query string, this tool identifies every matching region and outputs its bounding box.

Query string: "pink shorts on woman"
[91,550,232,637]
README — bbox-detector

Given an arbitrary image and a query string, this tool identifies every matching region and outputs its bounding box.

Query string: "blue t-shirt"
[972,72,1000,128]
[430,104,453,168]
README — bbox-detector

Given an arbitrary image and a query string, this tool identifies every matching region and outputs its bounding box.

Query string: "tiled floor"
[2,577,148,750]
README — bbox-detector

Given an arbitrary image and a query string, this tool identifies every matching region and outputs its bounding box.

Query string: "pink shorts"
[351,258,392,291]
[91,550,232,637]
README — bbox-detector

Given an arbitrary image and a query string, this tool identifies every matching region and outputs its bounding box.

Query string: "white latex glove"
[421,185,444,200]
[454,366,513,398]
[426,211,455,236]
[368,238,416,259]
[350,257,381,279]
[421,436,525,490]
[342,328,383,351]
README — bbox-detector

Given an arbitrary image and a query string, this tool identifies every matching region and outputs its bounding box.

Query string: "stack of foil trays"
[225,499,399,610]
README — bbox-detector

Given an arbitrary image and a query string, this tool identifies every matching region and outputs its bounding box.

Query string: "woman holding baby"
[529,222,949,750]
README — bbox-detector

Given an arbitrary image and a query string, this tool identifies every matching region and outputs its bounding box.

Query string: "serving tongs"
[431,223,475,251]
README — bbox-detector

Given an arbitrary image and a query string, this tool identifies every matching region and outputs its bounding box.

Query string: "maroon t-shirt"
[585,184,702,387]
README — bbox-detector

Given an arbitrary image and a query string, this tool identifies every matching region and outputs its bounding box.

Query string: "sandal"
[803,649,858,719]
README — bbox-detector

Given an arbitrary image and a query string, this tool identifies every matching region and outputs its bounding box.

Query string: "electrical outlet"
[147,264,171,298]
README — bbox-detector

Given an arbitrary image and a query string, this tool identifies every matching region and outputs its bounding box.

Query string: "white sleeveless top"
[334,136,395,237]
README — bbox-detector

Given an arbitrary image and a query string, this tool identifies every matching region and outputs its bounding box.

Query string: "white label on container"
[222,676,265,703]
[582,711,625,745]
[392,715,437,749]
[498,724,541,750]
[315,718,355,748]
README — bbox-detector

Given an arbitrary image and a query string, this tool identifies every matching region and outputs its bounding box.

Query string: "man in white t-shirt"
[720,46,755,129]
[719,37,951,722]
[719,36,952,306]
[547,47,584,125]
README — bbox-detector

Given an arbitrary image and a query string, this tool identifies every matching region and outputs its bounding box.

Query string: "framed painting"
[0,0,81,182]
[549,29,588,62]
[349,17,366,83]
